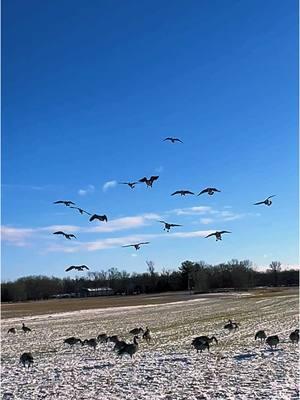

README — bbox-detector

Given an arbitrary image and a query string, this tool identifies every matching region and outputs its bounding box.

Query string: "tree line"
[1,260,298,302]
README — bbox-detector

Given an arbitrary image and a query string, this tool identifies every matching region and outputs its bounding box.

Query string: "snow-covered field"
[1,291,299,400]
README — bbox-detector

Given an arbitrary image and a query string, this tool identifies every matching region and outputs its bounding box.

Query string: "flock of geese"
[50,137,276,271]
[9,321,298,368]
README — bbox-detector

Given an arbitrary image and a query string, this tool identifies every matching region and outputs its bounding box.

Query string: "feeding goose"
[266,335,279,349]
[139,176,159,187]
[119,182,139,189]
[20,353,34,368]
[70,206,91,215]
[8,328,16,334]
[171,190,194,196]
[224,319,239,331]
[129,327,144,335]
[53,231,77,240]
[198,187,221,196]
[205,231,231,241]
[158,220,182,232]
[83,338,98,351]
[255,330,267,342]
[53,200,75,207]
[65,265,89,272]
[254,195,276,206]
[163,137,183,143]
[289,329,299,344]
[117,336,139,358]
[97,333,108,343]
[192,336,218,346]
[122,242,150,250]
[89,214,108,222]
[191,339,210,353]
[64,337,83,347]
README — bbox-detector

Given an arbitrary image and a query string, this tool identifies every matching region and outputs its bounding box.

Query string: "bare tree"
[268,261,281,287]
[146,261,155,276]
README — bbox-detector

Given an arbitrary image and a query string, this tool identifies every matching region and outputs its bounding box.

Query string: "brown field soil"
[1,287,298,319]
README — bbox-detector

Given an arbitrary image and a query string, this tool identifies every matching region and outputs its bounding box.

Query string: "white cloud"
[78,185,95,196]
[200,218,214,225]
[102,180,117,192]
[1,226,34,246]
[172,206,213,216]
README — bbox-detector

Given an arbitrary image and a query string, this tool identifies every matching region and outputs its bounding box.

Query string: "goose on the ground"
[8,328,16,334]
[205,231,231,241]
[139,176,159,187]
[163,137,183,143]
[89,214,108,222]
[117,336,139,358]
[64,337,83,347]
[113,338,128,352]
[142,327,152,344]
[53,200,75,207]
[129,327,144,335]
[20,352,34,368]
[192,339,210,353]
[266,335,279,349]
[254,195,276,206]
[198,188,221,196]
[83,338,98,351]
[289,329,299,344]
[224,319,239,331]
[97,333,108,343]
[122,242,150,250]
[255,330,267,342]
[65,265,89,272]
[22,323,31,333]
[108,335,120,343]
[192,336,218,346]
[171,190,194,196]
[53,231,77,240]
[158,220,182,232]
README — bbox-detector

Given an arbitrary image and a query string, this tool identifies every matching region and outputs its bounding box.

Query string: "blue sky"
[2,0,299,281]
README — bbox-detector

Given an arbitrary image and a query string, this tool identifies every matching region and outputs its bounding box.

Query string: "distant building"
[80,287,114,297]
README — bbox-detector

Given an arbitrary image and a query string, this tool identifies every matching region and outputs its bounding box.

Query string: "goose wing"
[185,191,195,195]
[219,231,231,234]
[174,138,183,143]
[253,200,265,205]
[163,137,172,141]
[169,223,182,227]
[89,214,98,221]
[138,242,150,245]
[205,232,216,238]
[81,265,89,270]
[65,266,75,271]
[198,188,209,195]
[68,234,77,239]
[266,195,276,200]
[122,244,134,248]
[171,191,181,196]
[53,231,65,235]
[211,188,221,192]
[158,220,167,224]
[53,201,65,204]
[139,177,148,183]
[150,176,159,182]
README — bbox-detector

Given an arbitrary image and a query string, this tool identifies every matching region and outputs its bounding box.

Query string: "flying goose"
[70,206,91,215]
[89,214,108,222]
[224,319,239,331]
[117,336,139,358]
[20,352,34,368]
[64,337,83,347]
[171,190,194,196]
[122,242,150,250]
[158,220,182,232]
[65,265,89,272]
[53,200,75,207]
[205,231,231,241]
[139,176,159,187]
[83,338,98,351]
[142,327,152,344]
[129,327,144,335]
[198,188,221,196]
[8,328,16,334]
[266,335,279,349]
[53,231,77,240]
[254,195,276,206]
[22,323,31,333]
[119,182,139,189]
[255,330,267,342]
[289,329,299,344]
[163,137,183,143]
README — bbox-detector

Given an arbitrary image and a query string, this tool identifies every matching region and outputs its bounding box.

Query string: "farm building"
[80,287,114,297]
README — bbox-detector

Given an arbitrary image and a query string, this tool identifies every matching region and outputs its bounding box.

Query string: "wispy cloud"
[102,180,117,192]
[1,226,35,246]
[78,185,95,196]
[171,206,213,216]
[200,218,214,225]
